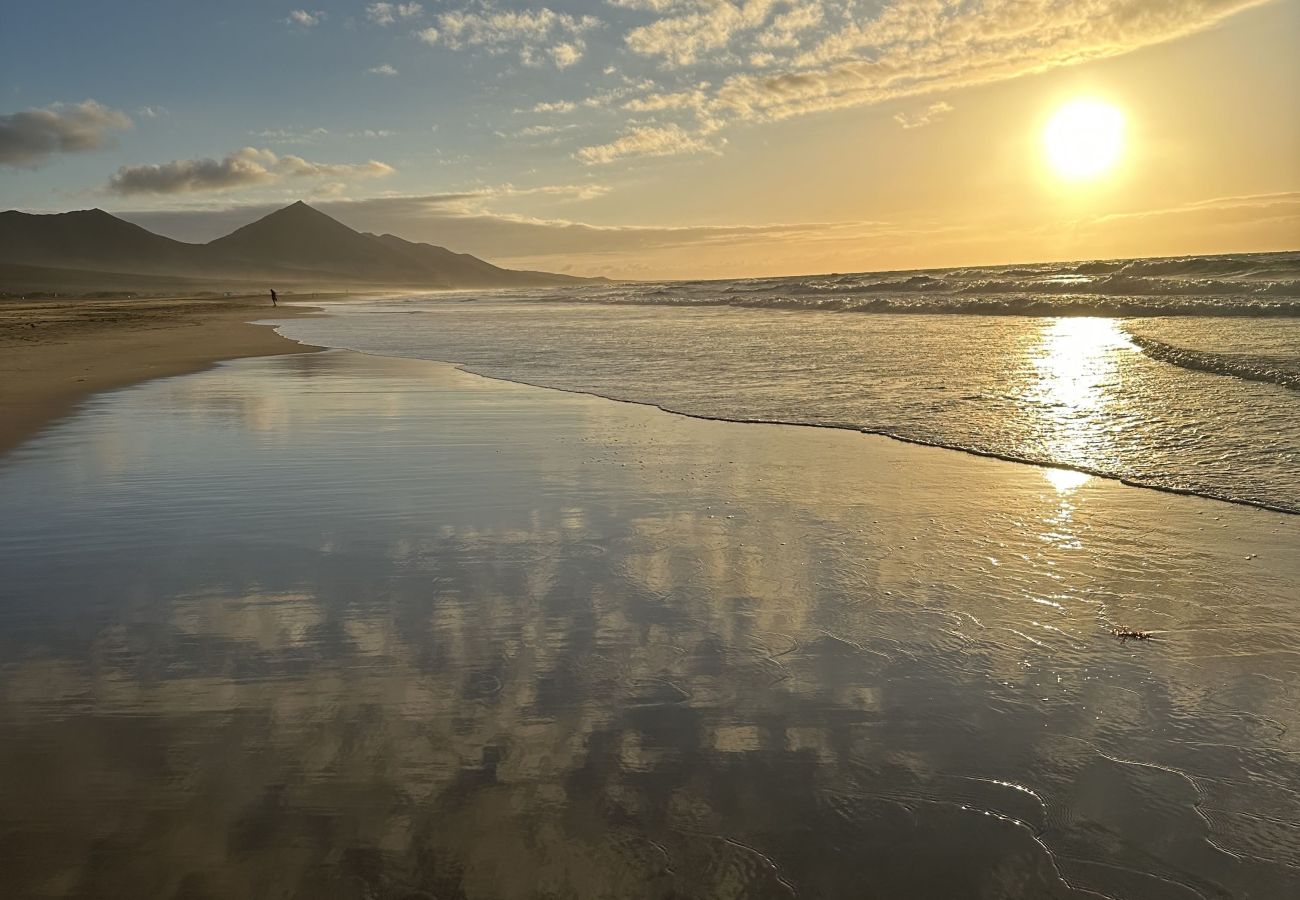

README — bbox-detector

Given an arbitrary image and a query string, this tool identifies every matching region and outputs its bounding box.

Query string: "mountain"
[206,201,436,283]
[0,202,597,290]
[0,208,212,275]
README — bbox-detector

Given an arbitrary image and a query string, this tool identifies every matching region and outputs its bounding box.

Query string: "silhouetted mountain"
[0,208,211,275]
[369,232,540,287]
[206,201,434,283]
[0,202,598,289]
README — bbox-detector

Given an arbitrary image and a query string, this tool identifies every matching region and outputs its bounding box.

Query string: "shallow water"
[280,302,1300,512]
[1,351,1297,899]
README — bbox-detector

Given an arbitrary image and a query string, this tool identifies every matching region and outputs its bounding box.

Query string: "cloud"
[416,7,601,68]
[509,123,579,139]
[623,0,778,67]
[251,126,330,144]
[893,101,953,130]
[368,63,399,76]
[136,106,168,119]
[286,9,322,27]
[719,0,1271,123]
[606,0,693,11]
[576,123,719,165]
[622,87,710,113]
[1072,191,1300,231]
[367,2,423,25]
[756,2,823,50]
[543,0,1271,166]
[533,100,578,114]
[550,42,584,69]
[0,100,132,168]
[107,147,394,195]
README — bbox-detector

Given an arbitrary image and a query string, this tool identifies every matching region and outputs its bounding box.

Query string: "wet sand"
[1,349,1296,899]
[0,296,321,457]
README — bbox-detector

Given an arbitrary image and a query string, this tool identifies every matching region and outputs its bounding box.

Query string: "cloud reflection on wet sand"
[0,351,1297,899]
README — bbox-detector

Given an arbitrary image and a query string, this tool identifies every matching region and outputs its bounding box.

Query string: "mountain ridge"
[0,202,599,289]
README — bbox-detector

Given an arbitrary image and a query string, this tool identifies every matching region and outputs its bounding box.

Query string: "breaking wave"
[527,250,1300,317]
[1129,335,1300,389]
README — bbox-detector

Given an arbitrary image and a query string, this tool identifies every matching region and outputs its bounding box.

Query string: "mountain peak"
[205,200,401,277]
[264,200,330,221]
[213,202,356,245]
[60,208,114,219]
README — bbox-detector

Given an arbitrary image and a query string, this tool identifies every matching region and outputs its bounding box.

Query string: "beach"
[9,0,1299,892]
[0,296,320,457]
[1,306,1297,899]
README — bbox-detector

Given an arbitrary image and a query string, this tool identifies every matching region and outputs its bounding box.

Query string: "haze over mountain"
[0,202,597,291]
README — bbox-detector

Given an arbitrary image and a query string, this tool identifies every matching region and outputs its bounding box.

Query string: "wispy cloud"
[367,63,399,76]
[0,100,132,168]
[367,3,423,26]
[894,101,953,130]
[286,9,323,28]
[503,123,581,141]
[416,7,602,68]
[623,0,779,68]
[107,147,394,195]
[1072,191,1300,230]
[250,127,330,145]
[532,100,578,114]
[577,123,720,165]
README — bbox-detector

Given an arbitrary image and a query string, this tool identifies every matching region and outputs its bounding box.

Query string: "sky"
[2,0,1298,278]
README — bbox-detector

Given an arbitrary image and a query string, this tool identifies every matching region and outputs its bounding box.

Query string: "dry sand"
[0,295,321,457]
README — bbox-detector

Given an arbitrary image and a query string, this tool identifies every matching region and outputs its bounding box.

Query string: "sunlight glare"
[1044,468,1093,493]
[1025,317,1134,473]
[1034,317,1128,411]
[1043,100,1125,180]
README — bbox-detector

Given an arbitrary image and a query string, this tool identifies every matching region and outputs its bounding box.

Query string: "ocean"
[278,250,1300,513]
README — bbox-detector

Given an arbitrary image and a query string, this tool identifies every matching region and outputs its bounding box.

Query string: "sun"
[1042,99,1125,180]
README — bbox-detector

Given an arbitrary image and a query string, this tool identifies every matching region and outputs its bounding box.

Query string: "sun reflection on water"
[1043,467,1092,493]
[1027,318,1134,470]
[1038,467,1092,551]
[1033,318,1131,409]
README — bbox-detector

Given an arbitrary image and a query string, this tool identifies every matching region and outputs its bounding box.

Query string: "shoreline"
[425,361,1300,518]
[0,295,323,458]
[274,301,1299,518]
[4,295,1292,517]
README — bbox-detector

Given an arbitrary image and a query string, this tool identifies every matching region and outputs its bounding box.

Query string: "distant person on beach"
[270,289,277,307]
